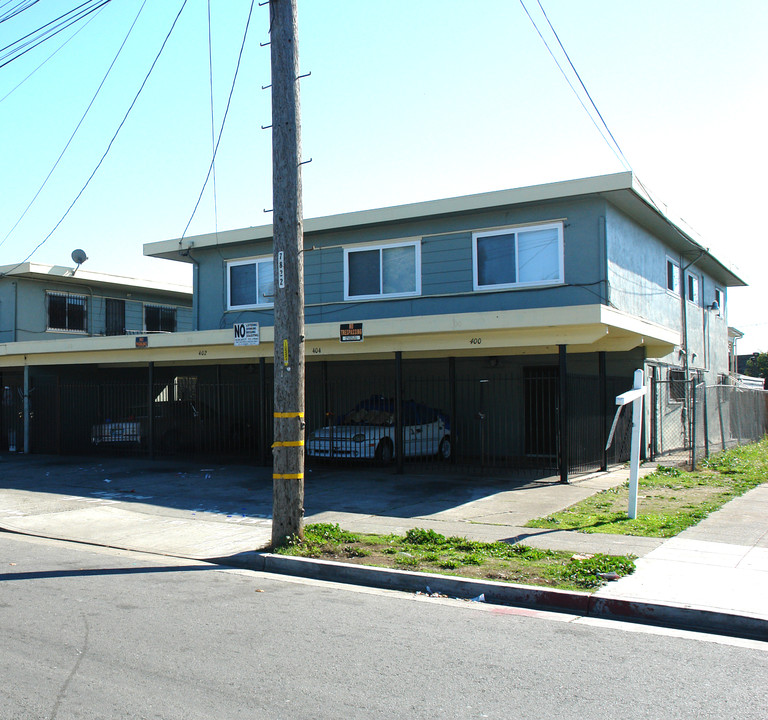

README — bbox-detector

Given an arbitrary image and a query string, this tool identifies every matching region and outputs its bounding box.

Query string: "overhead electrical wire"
[0,0,40,25]
[520,0,715,261]
[0,0,188,276]
[518,0,630,172]
[207,0,219,237]
[0,2,103,104]
[0,0,146,252]
[0,0,111,71]
[179,0,255,241]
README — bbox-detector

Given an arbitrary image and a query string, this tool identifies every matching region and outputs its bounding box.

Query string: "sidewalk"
[1,454,766,638]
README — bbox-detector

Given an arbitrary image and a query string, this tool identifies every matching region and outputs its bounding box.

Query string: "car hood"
[310,425,391,440]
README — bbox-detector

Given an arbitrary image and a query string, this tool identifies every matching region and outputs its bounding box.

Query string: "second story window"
[228,258,274,309]
[145,305,176,333]
[473,222,563,291]
[686,272,699,305]
[344,241,420,300]
[47,292,87,332]
[666,258,681,294]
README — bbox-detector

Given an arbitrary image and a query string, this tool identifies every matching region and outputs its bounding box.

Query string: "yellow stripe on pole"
[272,473,304,480]
[272,440,305,447]
[274,411,305,418]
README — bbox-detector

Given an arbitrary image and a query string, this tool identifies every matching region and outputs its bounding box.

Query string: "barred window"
[47,292,87,332]
[145,305,176,333]
[669,369,687,402]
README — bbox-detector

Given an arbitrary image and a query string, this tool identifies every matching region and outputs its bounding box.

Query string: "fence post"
[690,381,697,470]
[449,356,456,465]
[147,362,154,459]
[703,383,710,459]
[23,365,30,454]
[395,351,403,474]
[259,358,267,466]
[717,384,726,452]
[558,345,568,484]
[599,351,608,471]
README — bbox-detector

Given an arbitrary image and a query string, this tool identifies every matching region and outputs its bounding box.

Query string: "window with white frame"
[344,241,420,300]
[714,287,725,316]
[47,292,87,332]
[473,223,563,291]
[227,257,274,309]
[666,257,681,294]
[145,304,176,333]
[686,272,699,305]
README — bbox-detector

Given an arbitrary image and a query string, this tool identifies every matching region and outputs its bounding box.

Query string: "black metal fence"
[2,361,635,477]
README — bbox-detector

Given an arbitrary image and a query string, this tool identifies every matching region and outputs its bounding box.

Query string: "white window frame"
[472,222,564,292]
[666,257,681,296]
[343,240,421,301]
[46,292,88,333]
[686,271,700,306]
[227,257,274,310]
[714,287,725,317]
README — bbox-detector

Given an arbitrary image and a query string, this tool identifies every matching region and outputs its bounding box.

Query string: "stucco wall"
[194,196,608,331]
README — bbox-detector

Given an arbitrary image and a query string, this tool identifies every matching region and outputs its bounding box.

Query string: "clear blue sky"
[1,1,766,351]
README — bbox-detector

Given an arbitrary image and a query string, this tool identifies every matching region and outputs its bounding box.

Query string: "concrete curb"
[217,552,768,642]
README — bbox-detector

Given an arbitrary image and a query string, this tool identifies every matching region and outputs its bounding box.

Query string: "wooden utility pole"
[270,0,305,546]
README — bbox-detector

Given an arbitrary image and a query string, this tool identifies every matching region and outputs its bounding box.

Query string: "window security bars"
[47,292,87,332]
[145,305,176,333]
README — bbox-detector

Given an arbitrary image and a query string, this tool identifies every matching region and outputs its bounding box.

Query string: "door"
[105,299,126,336]
[523,366,558,460]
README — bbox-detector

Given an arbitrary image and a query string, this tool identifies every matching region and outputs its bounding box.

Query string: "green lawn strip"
[525,439,768,538]
[273,523,636,592]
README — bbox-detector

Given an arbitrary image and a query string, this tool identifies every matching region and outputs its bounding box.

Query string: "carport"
[0,306,674,478]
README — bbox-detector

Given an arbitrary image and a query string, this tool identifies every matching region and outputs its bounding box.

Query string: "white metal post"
[627,368,645,519]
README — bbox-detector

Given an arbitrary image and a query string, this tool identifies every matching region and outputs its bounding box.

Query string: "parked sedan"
[307,396,452,463]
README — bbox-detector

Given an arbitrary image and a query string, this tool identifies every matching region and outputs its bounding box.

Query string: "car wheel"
[375,439,394,465]
[438,436,452,461]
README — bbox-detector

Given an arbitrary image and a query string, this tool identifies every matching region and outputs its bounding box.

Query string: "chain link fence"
[651,377,768,468]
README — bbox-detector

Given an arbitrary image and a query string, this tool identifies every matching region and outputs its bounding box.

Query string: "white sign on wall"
[234,322,260,346]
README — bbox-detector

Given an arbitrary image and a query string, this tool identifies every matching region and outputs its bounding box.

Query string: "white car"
[307,396,452,463]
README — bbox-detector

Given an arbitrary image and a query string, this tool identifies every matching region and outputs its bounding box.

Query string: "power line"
[518,0,629,172]
[0,3,103,104]
[0,0,147,251]
[206,0,219,237]
[520,1,716,262]
[0,0,111,71]
[0,0,188,276]
[180,0,255,241]
[0,0,39,25]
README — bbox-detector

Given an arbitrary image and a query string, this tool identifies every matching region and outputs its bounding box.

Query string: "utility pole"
[270,0,305,546]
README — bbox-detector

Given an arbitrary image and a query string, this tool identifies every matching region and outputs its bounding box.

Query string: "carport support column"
[23,364,30,454]
[395,351,404,474]
[147,362,154,459]
[599,351,607,471]
[558,345,568,483]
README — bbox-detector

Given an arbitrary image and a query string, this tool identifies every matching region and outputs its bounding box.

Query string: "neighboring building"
[0,172,748,472]
[0,262,193,342]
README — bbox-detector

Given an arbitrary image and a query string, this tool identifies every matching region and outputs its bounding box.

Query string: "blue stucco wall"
[194,196,609,331]
[605,203,730,376]
[0,278,192,342]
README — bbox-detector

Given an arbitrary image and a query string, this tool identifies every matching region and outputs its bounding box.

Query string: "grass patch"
[274,523,635,591]
[525,439,768,538]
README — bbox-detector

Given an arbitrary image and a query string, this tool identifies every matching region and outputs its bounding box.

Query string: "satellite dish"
[71,249,88,266]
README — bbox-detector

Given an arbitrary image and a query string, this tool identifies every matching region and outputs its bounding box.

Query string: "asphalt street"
[2,532,766,720]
